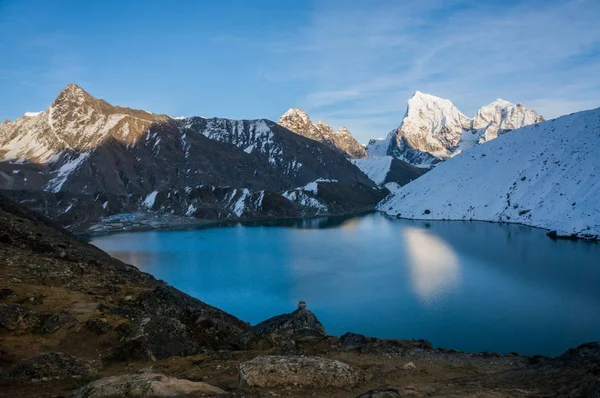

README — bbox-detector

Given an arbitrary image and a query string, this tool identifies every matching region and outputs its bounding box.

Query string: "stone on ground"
[67,373,225,397]
[238,355,359,388]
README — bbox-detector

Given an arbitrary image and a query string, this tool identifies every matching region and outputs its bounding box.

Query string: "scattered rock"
[234,303,326,349]
[357,389,402,398]
[137,366,153,374]
[67,373,225,397]
[238,355,359,388]
[39,311,77,334]
[86,317,113,334]
[0,303,40,331]
[11,352,97,380]
[403,362,417,370]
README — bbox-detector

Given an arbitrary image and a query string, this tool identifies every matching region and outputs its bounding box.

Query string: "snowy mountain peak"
[367,91,544,167]
[280,108,312,125]
[52,83,92,107]
[379,107,600,240]
[0,84,169,163]
[472,99,544,143]
[278,109,366,158]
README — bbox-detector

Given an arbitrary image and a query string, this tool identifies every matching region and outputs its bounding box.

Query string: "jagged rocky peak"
[278,108,366,158]
[0,83,169,163]
[279,108,312,130]
[367,91,544,167]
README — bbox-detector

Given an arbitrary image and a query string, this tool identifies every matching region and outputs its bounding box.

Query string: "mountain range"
[1,84,596,240]
[379,107,600,240]
[0,84,387,231]
[366,91,544,167]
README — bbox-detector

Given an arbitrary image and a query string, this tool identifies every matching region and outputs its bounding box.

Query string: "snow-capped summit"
[472,99,544,143]
[378,107,600,240]
[366,92,543,167]
[0,83,168,163]
[278,108,367,158]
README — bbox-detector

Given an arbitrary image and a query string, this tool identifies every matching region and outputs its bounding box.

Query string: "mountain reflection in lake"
[91,213,600,356]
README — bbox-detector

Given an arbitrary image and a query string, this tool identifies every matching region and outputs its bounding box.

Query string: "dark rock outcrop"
[39,312,77,334]
[234,302,325,349]
[10,352,97,381]
[0,304,40,331]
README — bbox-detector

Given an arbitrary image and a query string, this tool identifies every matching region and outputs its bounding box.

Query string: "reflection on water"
[90,213,600,356]
[402,227,460,301]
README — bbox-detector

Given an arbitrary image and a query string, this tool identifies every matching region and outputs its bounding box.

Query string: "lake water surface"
[90,213,600,356]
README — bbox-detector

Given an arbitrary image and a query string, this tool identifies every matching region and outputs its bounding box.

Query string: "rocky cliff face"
[0,85,384,231]
[366,91,543,167]
[278,108,367,158]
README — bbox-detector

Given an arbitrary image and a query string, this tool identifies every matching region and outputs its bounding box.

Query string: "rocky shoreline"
[1,193,599,397]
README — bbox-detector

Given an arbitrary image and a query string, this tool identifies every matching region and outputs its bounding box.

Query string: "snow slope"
[378,108,600,239]
[351,156,393,185]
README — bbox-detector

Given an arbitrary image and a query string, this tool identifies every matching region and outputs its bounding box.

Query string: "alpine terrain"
[366,91,544,167]
[378,108,600,240]
[0,84,386,232]
[278,108,367,158]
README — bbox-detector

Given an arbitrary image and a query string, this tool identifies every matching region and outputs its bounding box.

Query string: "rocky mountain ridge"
[278,108,367,158]
[0,85,385,231]
[366,91,544,167]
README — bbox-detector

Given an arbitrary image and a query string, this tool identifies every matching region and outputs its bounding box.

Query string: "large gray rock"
[235,302,326,349]
[68,373,225,397]
[238,355,359,388]
[11,352,97,381]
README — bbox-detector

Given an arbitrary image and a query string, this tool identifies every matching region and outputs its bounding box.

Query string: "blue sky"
[1,0,599,143]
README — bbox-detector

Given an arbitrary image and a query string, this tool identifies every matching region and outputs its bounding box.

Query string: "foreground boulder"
[10,352,97,381]
[238,355,359,388]
[234,301,326,349]
[68,373,225,397]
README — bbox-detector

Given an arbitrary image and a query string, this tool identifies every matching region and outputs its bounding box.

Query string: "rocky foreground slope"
[1,194,599,397]
[367,91,543,167]
[0,85,386,231]
[379,107,600,240]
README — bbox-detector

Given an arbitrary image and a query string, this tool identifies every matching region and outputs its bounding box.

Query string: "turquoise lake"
[90,213,600,356]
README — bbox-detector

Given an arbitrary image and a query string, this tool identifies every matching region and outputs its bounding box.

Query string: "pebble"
[403,362,417,370]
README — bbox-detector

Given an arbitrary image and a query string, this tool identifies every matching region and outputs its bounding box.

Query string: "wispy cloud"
[264,0,600,142]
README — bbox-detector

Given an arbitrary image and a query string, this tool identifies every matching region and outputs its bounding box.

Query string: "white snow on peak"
[281,108,311,124]
[24,112,42,117]
[366,91,543,168]
[378,107,600,239]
